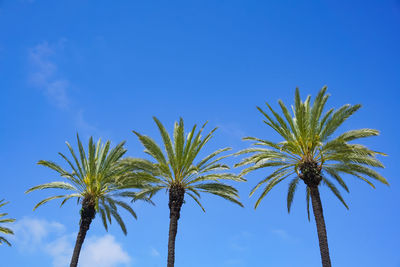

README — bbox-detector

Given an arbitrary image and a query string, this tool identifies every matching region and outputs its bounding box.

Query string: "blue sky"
[1,0,399,266]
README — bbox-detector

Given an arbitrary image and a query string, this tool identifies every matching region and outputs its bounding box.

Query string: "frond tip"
[0,200,15,246]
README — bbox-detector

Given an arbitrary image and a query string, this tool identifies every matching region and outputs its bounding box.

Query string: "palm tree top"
[26,134,141,234]
[236,86,388,215]
[123,117,245,210]
[0,199,15,246]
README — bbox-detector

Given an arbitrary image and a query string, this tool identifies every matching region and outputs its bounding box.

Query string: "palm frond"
[26,182,77,194]
[33,195,74,210]
[254,175,287,209]
[321,177,349,209]
[337,128,379,142]
[287,177,300,212]
[153,117,177,175]
[249,168,294,197]
[0,200,15,246]
[186,190,205,212]
[132,131,167,166]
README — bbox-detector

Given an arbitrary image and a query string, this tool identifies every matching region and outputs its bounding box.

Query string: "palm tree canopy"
[122,117,245,211]
[0,200,15,246]
[26,134,143,234]
[235,86,388,218]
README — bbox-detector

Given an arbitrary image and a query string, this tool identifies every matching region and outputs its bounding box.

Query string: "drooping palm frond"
[0,200,15,246]
[122,117,245,210]
[26,134,147,234]
[235,86,388,214]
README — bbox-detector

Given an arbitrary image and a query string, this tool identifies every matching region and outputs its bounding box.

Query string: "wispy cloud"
[150,247,160,257]
[271,228,297,243]
[12,217,131,267]
[228,230,252,252]
[12,217,66,251]
[29,40,69,109]
[28,40,99,136]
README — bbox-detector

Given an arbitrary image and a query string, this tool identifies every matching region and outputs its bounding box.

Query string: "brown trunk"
[70,198,96,267]
[309,185,332,267]
[167,186,185,267]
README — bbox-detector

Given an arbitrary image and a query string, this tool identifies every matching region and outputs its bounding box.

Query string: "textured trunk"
[167,186,185,267]
[309,185,332,267]
[70,198,96,267]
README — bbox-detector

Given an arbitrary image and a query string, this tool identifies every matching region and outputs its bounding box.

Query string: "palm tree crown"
[0,200,15,246]
[124,117,245,209]
[236,86,388,213]
[26,134,139,233]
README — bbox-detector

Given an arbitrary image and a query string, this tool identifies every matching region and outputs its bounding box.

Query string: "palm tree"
[0,200,15,246]
[122,117,244,267]
[26,135,142,267]
[235,87,388,267]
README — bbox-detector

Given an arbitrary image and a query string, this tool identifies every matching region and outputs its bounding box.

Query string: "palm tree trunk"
[167,186,185,267]
[309,185,332,267]
[70,198,96,267]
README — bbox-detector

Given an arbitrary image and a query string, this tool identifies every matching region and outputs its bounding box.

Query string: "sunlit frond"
[0,200,15,246]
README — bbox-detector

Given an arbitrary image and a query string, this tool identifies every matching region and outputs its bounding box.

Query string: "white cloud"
[45,234,74,267]
[29,41,69,109]
[80,235,131,267]
[12,217,65,251]
[28,40,99,135]
[12,217,131,267]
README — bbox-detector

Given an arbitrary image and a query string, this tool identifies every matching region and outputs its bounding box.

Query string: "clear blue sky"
[1,0,399,266]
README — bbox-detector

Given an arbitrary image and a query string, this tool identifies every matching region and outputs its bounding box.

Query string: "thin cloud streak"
[29,41,69,109]
[150,247,160,257]
[271,228,298,243]
[28,40,98,136]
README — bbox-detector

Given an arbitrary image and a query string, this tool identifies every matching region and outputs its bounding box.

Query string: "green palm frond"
[186,189,206,212]
[321,177,349,209]
[287,177,300,212]
[26,134,146,234]
[124,117,244,212]
[236,86,387,214]
[0,200,15,246]
[26,182,78,194]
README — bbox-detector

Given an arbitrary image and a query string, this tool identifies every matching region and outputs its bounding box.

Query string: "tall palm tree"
[122,117,244,267]
[235,87,388,267]
[26,135,142,267]
[0,200,15,246]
